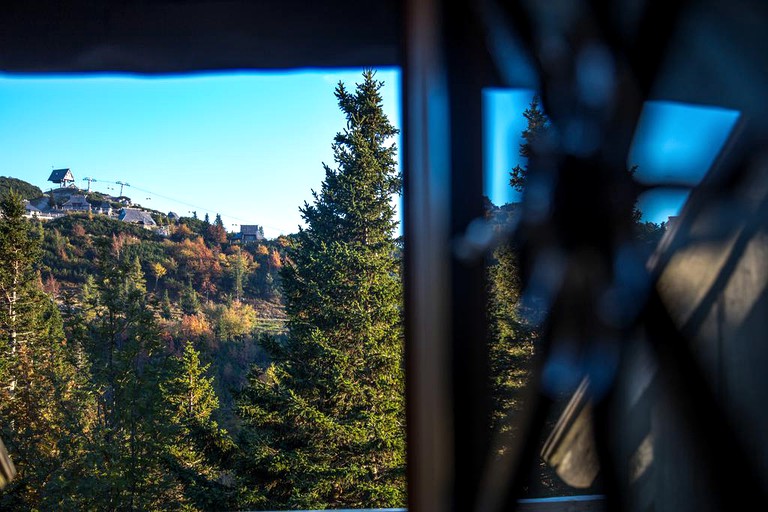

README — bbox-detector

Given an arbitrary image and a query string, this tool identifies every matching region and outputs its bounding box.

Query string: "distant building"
[119,208,157,228]
[22,200,59,221]
[666,215,680,231]
[167,211,180,222]
[48,168,75,188]
[94,202,113,215]
[239,224,264,243]
[61,194,91,212]
[23,200,41,218]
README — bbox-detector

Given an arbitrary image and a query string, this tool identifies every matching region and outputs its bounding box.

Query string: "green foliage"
[487,239,535,432]
[161,289,173,319]
[70,251,179,509]
[0,177,42,202]
[48,212,157,241]
[0,191,86,508]
[236,70,405,509]
[179,216,208,239]
[161,343,237,510]
[180,284,202,315]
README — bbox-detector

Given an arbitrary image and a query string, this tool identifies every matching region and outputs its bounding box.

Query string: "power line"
[88,177,293,234]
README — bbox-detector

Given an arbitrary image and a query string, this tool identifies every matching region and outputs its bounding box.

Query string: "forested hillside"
[0,176,42,201]
[0,194,293,508]
[0,71,408,511]
[0,77,665,510]
[45,212,289,430]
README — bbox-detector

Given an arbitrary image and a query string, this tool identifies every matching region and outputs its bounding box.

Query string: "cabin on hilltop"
[237,224,265,244]
[61,194,91,212]
[48,168,75,188]
[23,200,40,218]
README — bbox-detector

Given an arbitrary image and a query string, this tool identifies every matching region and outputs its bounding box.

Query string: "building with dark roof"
[23,200,40,218]
[47,168,74,187]
[119,208,156,228]
[61,194,91,212]
[239,224,264,243]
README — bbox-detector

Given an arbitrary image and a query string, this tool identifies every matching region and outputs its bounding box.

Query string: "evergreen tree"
[225,246,251,303]
[487,239,534,434]
[161,289,173,320]
[74,249,177,509]
[0,191,85,508]
[181,283,202,315]
[162,342,236,510]
[236,70,405,509]
[510,96,549,192]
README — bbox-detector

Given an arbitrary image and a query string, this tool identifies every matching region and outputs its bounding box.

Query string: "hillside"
[39,210,289,432]
[0,176,42,201]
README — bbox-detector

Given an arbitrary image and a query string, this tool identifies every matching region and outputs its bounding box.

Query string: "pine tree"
[162,342,235,510]
[510,95,549,192]
[236,70,405,509]
[487,240,534,434]
[225,246,252,303]
[0,191,86,508]
[161,289,173,319]
[74,248,178,509]
[181,283,202,315]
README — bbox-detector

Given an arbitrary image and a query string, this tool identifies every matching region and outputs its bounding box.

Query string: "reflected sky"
[628,101,740,185]
[483,88,534,206]
[484,91,740,224]
[629,101,739,224]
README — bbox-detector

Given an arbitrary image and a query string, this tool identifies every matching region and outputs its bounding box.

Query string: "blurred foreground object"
[0,437,16,489]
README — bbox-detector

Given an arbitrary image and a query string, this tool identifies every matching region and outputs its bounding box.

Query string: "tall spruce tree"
[162,342,236,510]
[236,70,405,509]
[489,96,549,431]
[72,248,179,509]
[0,191,85,508]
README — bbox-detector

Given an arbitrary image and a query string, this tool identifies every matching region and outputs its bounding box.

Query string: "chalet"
[23,200,40,218]
[119,208,156,228]
[239,224,264,243]
[61,195,91,212]
[48,168,75,188]
[21,200,60,221]
[167,211,180,222]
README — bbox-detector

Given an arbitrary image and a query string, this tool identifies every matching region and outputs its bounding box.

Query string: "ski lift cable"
[86,177,290,234]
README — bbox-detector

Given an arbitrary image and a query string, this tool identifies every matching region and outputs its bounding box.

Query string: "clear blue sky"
[0,68,401,238]
[1,72,739,236]
[485,90,740,224]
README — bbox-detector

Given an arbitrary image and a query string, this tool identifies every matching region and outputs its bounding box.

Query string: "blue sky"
[0,69,401,238]
[484,90,740,224]
[628,100,740,223]
[1,72,739,237]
